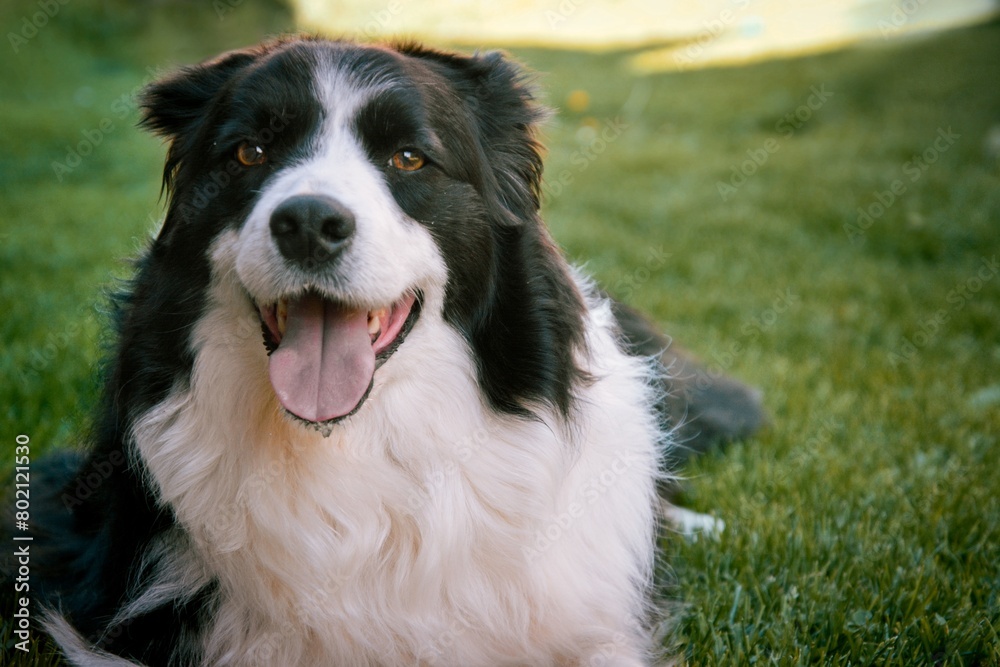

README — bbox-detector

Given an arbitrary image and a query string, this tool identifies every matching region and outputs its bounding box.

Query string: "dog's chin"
[254,290,422,436]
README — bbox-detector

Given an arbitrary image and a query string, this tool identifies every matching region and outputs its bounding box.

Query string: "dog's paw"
[660,501,725,539]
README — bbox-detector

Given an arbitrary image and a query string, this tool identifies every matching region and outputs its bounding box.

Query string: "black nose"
[269,195,356,268]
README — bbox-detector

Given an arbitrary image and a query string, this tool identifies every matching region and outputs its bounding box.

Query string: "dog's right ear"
[396,44,548,227]
[140,49,257,193]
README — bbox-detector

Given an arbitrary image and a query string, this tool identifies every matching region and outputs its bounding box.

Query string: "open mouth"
[256,290,421,432]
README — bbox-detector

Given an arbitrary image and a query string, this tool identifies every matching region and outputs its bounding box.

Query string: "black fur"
[358,42,588,417]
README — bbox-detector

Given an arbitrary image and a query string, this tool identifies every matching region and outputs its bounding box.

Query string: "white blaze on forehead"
[232,58,446,310]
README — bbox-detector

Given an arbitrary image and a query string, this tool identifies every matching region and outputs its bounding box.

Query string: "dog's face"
[140,38,582,431]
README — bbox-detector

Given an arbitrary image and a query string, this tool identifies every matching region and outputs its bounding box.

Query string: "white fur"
[42,614,149,667]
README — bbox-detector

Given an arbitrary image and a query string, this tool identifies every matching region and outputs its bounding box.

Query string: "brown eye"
[236,142,266,167]
[390,149,426,172]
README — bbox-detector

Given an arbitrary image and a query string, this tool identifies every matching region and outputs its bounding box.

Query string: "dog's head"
[139,38,584,432]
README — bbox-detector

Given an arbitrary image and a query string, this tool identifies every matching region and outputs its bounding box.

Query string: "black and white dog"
[12,37,764,666]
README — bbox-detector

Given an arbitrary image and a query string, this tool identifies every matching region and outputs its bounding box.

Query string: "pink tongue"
[268,294,375,423]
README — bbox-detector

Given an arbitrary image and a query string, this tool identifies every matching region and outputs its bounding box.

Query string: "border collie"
[12,37,764,666]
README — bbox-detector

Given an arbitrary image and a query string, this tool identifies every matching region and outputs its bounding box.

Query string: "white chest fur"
[129,271,664,666]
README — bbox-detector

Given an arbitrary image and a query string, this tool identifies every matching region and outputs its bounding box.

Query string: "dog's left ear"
[400,45,549,225]
[140,48,258,192]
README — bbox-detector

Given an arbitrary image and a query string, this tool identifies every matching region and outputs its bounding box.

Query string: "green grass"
[2,2,999,665]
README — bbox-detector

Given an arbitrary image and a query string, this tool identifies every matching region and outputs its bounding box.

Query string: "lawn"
[1,1,998,665]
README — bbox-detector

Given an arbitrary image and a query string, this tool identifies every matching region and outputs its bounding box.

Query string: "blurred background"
[297,0,999,66]
[1,1,998,664]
